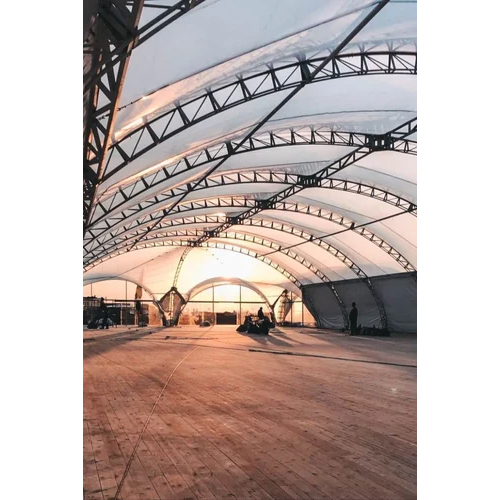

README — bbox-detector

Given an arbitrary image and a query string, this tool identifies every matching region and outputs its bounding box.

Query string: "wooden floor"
[84,325,417,500]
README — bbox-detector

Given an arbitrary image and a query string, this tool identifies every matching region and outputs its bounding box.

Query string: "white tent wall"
[333,279,380,327]
[301,272,417,333]
[302,284,345,329]
[370,273,417,332]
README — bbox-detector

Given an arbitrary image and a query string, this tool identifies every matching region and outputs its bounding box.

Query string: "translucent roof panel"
[118,0,375,131]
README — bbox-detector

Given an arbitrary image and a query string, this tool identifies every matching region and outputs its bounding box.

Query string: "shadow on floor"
[237,331,295,348]
[83,329,159,360]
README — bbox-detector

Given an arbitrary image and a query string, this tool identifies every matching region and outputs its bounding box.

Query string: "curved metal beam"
[106,118,417,262]
[105,203,415,272]
[102,50,416,183]
[169,246,193,314]
[84,175,416,261]
[84,0,208,94]
[90,127,416,231]
[84,0,145,230]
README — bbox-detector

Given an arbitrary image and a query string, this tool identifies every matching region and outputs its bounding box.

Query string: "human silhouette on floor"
[349,302,358,336]
[100,297,109,329]
[257,307,265,320]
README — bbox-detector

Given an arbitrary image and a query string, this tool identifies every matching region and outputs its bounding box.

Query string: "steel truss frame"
[189,118,417,243]
[105,208,415,272]
[83,200,415,274]
[169,246,192,314]
[89,126,416,231]
[94,0,399,259]
[127,119,416,257]
[100,49,416,184]
[84,0,207,94]
[83,123,416,263]
[85,157,416,249]
[84,0,207,232]
[84,0,145,231]
[84,1,409,329]
[84,177,416,266]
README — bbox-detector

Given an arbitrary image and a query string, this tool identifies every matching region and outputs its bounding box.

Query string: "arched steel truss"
[84,0,208,227]
[89,126,416,232]
[186,119,417,244]
[86,117,416,265]
[134,206,415,273]
[170,246,192,314]
[83,0,416,331]
[84,0,145,228]
[84,171,416,263]
[100,49,416,185]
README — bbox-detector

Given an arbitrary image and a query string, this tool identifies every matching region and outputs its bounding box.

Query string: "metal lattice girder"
[83,176,416,264]
[149,205,416,273]
[190,118,417,245]
[83,0,208,231]
[84,0,207,94]
[84,0,145,230]
[83,200,415,273]
[84,123,416,256]
[142,213,414,273]
[101,49,416,182]
[113,116,416,259]
[102,0,395,259]
[170,246,192,313]
[90,126,416,229]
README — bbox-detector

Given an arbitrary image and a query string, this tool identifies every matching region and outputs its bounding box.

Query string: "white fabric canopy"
[83,0,417,324]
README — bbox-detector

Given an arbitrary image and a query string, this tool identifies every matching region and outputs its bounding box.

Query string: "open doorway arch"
[174,277,282,325]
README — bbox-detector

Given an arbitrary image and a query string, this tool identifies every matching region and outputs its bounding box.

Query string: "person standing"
[349,302,358,336]
[257,307,265,320]
[100,297,109,329]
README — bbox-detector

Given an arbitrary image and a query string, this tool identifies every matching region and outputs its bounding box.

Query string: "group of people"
[236,307,272,335]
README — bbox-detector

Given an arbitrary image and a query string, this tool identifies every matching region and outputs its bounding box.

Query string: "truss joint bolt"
[296,175,321,187]
[226,216,243,225]
[256,199,276,210]
[367,134,394,151]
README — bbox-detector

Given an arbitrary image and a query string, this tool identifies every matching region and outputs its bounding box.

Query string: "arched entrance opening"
[176,278,278,326]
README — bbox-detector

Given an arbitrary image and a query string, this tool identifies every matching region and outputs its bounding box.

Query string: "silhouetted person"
[349,302,358,336]
[135,299,141,325]
[100,297,109,329]
[257,307,264,320]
